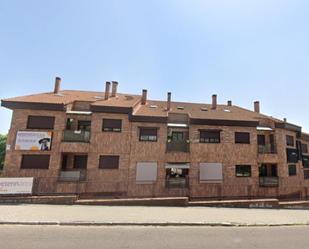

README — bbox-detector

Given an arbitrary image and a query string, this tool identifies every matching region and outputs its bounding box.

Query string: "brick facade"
[2,81,309,199]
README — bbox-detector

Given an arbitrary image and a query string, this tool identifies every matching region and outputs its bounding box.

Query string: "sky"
[0,0,309,133]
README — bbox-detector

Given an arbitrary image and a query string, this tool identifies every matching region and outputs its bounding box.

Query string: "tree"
[0,134,7,170]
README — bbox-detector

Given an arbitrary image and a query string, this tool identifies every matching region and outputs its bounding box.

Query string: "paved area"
[1,204,309,226]
[1,225,309,249]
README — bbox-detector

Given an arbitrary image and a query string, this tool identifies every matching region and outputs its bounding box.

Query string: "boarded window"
[21,155,50,169]
[73,155,88,169]
[199,163,223,182]
[102,119,122,132]
[288,164,297,176]
[302,143,308,154]
[136,162,157,183]
[235,165,251,177]
[200,130,220,143]
[99,155,119,169]
[286,135,294,146]
[27,116,55,129]
[139,128,158,142]
[235,132,250,144]
[287,148,299,163]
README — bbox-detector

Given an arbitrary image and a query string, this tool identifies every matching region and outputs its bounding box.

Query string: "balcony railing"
[258,144,277,154]
[58,170,87,182]
[166,141,190,153]
[259,176,279,187]
[63,130,91,143]
[166,177,189,188]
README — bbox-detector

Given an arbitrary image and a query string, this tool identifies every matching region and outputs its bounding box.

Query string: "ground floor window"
[288,164,297,176]
[199,163,223,182]
[136,162,157,184]
[166,167,189,188]
[21,154,50,169]
[235,165,251,177]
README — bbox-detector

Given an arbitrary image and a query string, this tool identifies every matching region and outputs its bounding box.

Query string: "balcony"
[258,144,277,154]
[166,141,190,153]
[259,176,279,187]
[58,170,87,182]
[166,177,189,188]
[63,130,90,143]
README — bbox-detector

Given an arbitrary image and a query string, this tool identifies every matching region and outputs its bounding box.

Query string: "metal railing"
[259,176,279,187]
[165,177,189,188]
[63,130,91,143]
[166,141,190,152]
[58,170,87,182]
[258,144,277,154]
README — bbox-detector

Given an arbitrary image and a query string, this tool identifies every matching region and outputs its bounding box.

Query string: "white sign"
[15,131,52,151]
[0,178,34,195]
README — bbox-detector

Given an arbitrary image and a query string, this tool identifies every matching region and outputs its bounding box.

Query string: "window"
[73,155,88,169]
[78,121,91,131]
[288,164,297,176]
[302,143,308,154]
[27,116,55,129]
[235,165,251,177]
[259,164,277,177]
[172,132,184,141]
[99,155,119,169]
[257,135,266,145]
[139,128,158,142]
[303,156,309,168]
[199,163,223,182]
[136,162,157,183]
[102,119,122,132]
[21,155,50,169]
[287,148,299,163]
[235,132,250,144]
[304,170,309,179]
[286,135,294,147]
[200,130,220,143]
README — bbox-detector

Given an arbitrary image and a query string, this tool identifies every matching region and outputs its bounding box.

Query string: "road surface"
[1,225,309,249]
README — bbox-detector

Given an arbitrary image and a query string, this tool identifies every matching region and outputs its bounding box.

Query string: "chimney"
[54,77,61,94]
[284,118,287,123]
[167,92,171,111]
[111,81,118,97]
[227,100,232,106]
[254,101,260,113]
[141,89,147,105]
[104,81,111,100]
[212,94,217,109]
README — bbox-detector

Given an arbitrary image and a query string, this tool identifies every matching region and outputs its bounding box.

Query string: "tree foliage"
[0,134,7,170]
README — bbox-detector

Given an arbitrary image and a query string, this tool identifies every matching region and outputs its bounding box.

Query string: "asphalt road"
[1,225,309,249]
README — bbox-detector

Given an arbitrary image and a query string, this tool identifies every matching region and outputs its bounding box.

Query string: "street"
[1,225,309,249]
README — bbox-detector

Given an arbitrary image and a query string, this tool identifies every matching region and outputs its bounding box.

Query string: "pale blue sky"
[1,0,309,133]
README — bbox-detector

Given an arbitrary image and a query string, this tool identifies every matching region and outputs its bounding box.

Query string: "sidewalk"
[1,204,309,226]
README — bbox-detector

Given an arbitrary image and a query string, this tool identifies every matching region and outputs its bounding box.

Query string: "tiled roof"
[2,89,285,124]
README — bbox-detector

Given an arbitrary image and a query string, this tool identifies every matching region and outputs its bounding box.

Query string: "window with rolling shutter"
[235,165,251,177]
[286,135,294,147]
[200,130,221,143]
[302,143,308,154]
[27,116,55,129]
[139,128,158,142]
[21,155,50,169]
[235,132,250,144]
[102,119,122,132]
[99,155,119,169]
[73,155,88,169]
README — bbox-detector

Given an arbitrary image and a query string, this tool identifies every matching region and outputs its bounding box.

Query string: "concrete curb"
[0,221,309,227]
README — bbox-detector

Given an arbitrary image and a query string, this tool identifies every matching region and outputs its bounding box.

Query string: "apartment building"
[1,78,309,199]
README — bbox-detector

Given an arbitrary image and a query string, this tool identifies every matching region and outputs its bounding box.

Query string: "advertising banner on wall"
[0,178,34,195]
[15,131,52,151]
